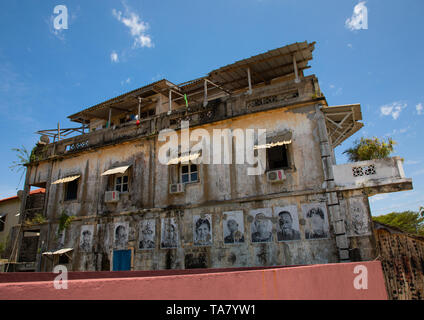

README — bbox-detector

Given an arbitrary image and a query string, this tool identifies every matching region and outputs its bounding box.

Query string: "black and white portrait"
[161,218,178,249]
[223,211,245,244]
[347,198,371,236]
[302,203,329,239]
[193,215,212,246]
[274,205,301,241]
[114,222,129,249]
[250,208,273,243]
[139,219,156,250]
[79,225,94,252]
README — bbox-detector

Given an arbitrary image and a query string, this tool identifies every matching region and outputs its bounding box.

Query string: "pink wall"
[0,261,387,300]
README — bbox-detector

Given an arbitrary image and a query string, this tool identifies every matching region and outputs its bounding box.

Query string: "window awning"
[254,131,292,149]
[101,165,130,176]
[42,248,74,256]
[167,151,201,165]
[51,175,80,185]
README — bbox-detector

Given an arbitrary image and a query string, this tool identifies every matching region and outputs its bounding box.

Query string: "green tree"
[343,137,396,162]
[373,210,424,236]
[9,145,33,187]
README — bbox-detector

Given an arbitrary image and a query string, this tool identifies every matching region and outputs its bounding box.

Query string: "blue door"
[113,249,131,271]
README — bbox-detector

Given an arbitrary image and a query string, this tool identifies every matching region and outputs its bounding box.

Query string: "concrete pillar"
[314,104,350,262]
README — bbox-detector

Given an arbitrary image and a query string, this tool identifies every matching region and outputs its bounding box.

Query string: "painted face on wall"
[351,207,367,234]
[141,222,154,241]
[310,214,324,233]
[279,212,293,231]
[227,219,238,233]
[116,226,127,245]
[196,223,210,241]
[255,214,269,235]
[164,223,176,241]
[83,231,91,244]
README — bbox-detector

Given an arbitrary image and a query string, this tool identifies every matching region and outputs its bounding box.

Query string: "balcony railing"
[332,156,412,192]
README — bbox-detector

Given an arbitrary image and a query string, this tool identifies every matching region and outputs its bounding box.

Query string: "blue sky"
[0,0,422,216]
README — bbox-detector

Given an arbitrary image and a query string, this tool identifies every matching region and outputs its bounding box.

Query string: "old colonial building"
[15,41,412,272]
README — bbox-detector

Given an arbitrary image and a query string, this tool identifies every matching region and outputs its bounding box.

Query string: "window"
[267,145,289,170]
[0,214,6,232]
[65,180,78,201]
[115,174,129,192]
[58,254,70,264]
[180,164,198,184]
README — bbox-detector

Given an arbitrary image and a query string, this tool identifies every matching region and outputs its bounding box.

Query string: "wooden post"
[247,67,252,95]
[293,55,300,83]
[203,79,208,107]
[138,97,142,120]
[57,122,60,141]
[168,90,172,115]
[108,108,112,128]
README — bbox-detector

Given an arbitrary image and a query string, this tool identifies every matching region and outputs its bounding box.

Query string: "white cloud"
[405,160,420,165]
[112,6,153,49]
[345,1,368,31]
[110,51,119,63]
[121,77,131,86]
[412,168,424,176]
[347,43,353,48]
[380,101,407,120]
[385,126,410,137]
[416,103,423,115]
[369,194,388,203]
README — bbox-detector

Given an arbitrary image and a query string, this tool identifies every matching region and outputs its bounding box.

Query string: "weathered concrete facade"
[15,42,412,272]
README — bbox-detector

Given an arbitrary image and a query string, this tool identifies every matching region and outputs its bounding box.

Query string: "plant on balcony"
[25,213,47,226]
[58,210,74,235]
[343,137,396,162]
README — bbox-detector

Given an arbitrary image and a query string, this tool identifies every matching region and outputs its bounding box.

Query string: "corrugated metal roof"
[51,175,80,185]
[207,41,315,92]
[101,165,130,176]
[68,79,179,122]
[68,42,315,122]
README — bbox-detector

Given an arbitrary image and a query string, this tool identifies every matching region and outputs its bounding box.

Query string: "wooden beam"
[211,59,310,90]
[247,67,252,95]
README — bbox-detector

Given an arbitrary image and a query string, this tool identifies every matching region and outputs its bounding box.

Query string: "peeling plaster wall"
[27,79,377,272]
[41,194,340,272]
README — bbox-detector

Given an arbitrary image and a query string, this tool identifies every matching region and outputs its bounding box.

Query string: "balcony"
[332,156,412,195]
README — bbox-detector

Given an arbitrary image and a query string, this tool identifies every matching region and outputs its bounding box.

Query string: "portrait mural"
[347,198,371,236]
[114,222,129,249]
[250,208,273,243]
[274,205,301,241]
[223,210,245,244]
[193,214,212,246]
[302,203,329,240]
[79,225,94,252]
[139,219,156,250]
[161,218,179,249]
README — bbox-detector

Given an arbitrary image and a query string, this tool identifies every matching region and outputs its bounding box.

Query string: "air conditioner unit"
[105,191,119,203]
[267,169,286,183]
[169,183,185,194]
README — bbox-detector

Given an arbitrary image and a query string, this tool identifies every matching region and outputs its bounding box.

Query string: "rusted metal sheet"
[375,229,424,300]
